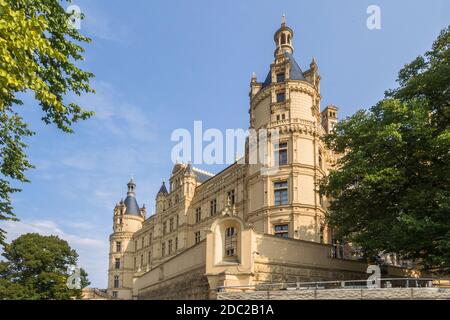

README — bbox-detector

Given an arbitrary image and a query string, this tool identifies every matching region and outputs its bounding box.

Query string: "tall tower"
[246,16,329,243]
[107,179,145,299]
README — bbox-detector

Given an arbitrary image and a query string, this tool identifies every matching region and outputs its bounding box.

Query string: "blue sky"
[1,0,449,288]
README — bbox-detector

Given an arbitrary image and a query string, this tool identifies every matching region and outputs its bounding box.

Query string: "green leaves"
[0,233,90,299]
[321,26,450,273]
[0,0,94,244]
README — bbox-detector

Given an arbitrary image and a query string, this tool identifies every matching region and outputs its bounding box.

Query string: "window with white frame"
[274,181,288,206]
[274,224,289,238]
[275,142,288,165]
[224,227,237,258]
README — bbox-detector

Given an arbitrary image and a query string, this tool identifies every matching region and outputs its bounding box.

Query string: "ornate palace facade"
[107,18,405,299]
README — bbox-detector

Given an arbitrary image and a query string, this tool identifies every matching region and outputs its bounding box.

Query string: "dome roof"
[123,178,141,216]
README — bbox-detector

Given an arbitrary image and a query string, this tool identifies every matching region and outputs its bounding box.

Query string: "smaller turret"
[274,14,294,57]
[321,105,338,133]
[156,181,168,214]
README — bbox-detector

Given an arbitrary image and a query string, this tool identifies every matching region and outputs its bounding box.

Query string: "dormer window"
[276,91,285,103]
[276,72,285,83]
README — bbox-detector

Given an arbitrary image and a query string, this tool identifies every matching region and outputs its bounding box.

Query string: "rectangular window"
[225,227,237,258]
[116,241,121,253]
[276,91,285,103]
[134,257,136,269]
[195,207,202,223]
[274,181,288,206]
[318,149,323,169]
[161,242,165,257]
[170,218,174,232]
[274,224,289,238]
[195,231,201,244]
[276,142,288,165]
[168,239,173,254]
[276,115,280,121]
[276,72,285,83]
[210,199,217,216]
[148,251,152,265]
[175,237,178,251]
[319,225,324,244]
[141,237,145,248]
[115,258,120,270]
[149,233,152,245]
[112,291,118,298]
[227,190,235,205]
[114,276,119,288]
[163,221,167,235]
[140,254,143,266]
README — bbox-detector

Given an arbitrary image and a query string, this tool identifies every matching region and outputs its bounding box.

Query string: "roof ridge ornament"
[281,13,286,27]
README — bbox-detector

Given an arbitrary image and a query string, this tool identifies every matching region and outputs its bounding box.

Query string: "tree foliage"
[0,0,94,244]
[0,233,90,299]
[320,26,450,273]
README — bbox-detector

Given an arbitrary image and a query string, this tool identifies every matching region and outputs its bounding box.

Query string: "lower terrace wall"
[136,241,209,300]
[218,288,450,300]
[251,234,409,284]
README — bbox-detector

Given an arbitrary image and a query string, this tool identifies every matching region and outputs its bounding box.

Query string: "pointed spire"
[157,180,168,196]
[310,56,317,70]
[281,14,286,27]
[184,162,196,178]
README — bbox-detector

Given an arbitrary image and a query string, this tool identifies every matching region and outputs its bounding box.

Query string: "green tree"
[320,26,450,273]
[0,0,94,245]
[0,233,90,299]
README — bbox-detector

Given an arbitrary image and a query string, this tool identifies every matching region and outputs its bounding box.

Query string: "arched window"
[287,34,291,44]
[281,33,286,44]
[224,227,237,258]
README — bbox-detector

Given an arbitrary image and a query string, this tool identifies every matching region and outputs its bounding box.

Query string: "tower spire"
[274,15,294,57]
[127,178,136,196]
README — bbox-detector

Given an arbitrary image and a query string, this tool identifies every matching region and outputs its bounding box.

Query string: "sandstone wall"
[218,288,450,300]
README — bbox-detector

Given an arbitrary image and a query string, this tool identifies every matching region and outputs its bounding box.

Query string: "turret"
[156,181,168,214]
[274,14,294,57]
[107,179,144,299]
[321,105,338,133]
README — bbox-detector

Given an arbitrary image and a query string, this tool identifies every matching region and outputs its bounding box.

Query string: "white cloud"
[76,80,158,143]
[80,3,132,44]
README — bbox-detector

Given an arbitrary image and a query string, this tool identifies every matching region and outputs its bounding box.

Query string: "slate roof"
[124,194,140,216]
[157,181,168,195]
[262,52,306,88]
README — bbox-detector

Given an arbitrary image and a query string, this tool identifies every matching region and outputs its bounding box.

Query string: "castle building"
[107,18,405,300]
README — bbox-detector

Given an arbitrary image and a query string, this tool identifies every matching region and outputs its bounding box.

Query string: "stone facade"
[106,18,410,300]
[217,288,450,300]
